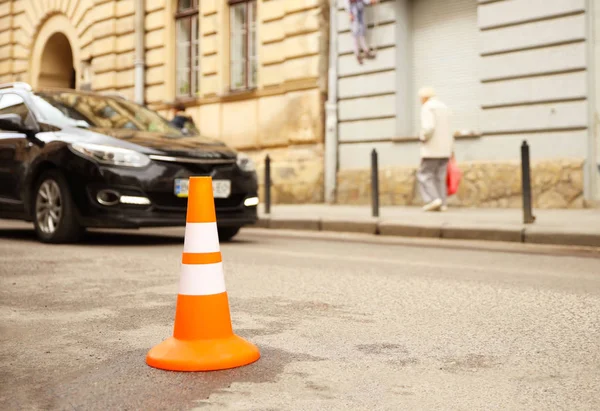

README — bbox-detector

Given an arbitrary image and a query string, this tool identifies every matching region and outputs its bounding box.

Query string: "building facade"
[1,0,599,209]
[0,0,329,204]
[327,0,600,208]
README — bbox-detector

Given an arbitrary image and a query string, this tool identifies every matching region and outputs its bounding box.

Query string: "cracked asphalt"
[1,221,599,410]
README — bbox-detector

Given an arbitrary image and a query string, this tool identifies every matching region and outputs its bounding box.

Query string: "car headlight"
[70,143,150,168]
[236,152,255,172]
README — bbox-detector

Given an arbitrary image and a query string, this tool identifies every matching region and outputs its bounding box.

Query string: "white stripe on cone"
[183,222,220,253]
[178,263,227,296]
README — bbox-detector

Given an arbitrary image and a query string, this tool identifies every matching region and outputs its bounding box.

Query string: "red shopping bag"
[446,156,462,196]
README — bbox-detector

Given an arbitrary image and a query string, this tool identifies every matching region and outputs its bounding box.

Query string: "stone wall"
[0,0,138,98]
[249,144,324,204]
[336,158,586,209]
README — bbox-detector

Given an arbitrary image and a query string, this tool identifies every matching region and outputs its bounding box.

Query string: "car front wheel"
[217,226,240,242]
[33,170,84,244]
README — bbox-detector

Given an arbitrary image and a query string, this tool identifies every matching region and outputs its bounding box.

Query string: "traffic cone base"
[145,176,260,372]
[146,292,260,372]
[146,334,260,372]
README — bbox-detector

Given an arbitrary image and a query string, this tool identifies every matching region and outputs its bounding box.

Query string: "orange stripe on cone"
[182,252,222,265]
[146,176,260,372]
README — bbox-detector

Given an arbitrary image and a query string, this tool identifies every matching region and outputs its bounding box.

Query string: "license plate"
[174,178,231,198]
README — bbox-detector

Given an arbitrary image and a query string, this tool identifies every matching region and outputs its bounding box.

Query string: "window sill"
[173,95,199,106]
[165,87,260,108]
[218,87,258,102]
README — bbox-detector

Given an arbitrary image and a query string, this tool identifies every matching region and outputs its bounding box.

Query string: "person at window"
[169,102,198,135]
[416,87,454,212]
[345,0,378,65]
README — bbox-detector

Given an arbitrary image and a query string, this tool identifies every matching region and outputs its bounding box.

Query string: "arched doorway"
[38,32,75,89]
[30,14,81,90]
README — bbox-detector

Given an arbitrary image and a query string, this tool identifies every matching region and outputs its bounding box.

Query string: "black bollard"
[521,141,535,224]
[371,149,379,217]
[264,154,271,215]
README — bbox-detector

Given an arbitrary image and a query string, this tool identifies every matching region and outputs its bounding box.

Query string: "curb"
[441,223,523,243]
[379,221,441,238]
[268,218,320,231]
[523,228,600,248]
[254,217,600,249]
[321,218,378,235]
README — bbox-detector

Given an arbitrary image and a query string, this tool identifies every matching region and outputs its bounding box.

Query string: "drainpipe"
[134,0,145,105]
[324,0,338,204]
[585,0,599,204]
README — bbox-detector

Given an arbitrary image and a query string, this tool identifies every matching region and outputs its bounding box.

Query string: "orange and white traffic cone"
[146,176,260,371]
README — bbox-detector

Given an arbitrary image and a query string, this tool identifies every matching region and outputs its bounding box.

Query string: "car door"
[0,92,36,212]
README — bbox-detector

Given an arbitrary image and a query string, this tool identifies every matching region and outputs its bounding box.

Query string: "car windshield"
[32,91,189,137]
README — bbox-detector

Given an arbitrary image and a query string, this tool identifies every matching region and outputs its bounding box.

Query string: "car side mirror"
[0,113,26,131]
[0,113,44,147]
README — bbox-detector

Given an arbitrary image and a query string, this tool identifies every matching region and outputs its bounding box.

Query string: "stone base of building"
[248,143,324,204]
[336,158,586,209]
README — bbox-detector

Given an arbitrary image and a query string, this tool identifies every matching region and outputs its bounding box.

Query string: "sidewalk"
[255,204,600,248]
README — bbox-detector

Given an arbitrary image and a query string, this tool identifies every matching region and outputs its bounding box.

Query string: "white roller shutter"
[412,0,481,135]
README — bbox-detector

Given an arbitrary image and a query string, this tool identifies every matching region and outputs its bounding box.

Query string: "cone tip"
[186,175,217,223]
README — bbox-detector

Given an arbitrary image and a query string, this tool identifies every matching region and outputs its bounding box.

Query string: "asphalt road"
[1,221,599,411]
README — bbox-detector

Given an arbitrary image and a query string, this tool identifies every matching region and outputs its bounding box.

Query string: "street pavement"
[1,221,600,410]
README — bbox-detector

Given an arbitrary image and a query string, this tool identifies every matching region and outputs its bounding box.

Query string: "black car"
[0,82,259,243]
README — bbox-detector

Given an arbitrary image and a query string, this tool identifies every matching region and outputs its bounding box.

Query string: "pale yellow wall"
[186,0,325,152]
[0,0,136,98]
[0,0,13,83]
[144,0,167,104]
[0,0,326,153]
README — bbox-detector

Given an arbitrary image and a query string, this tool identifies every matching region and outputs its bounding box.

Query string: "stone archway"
[38,32,75,88]
[30,14,81,90]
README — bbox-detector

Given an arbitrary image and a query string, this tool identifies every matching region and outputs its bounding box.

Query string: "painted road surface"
[1,221,599,410]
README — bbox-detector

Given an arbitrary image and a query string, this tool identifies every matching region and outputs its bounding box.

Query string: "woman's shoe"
[422,198,443,212]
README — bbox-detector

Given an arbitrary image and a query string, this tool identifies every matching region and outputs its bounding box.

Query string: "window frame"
[228,0,257,92]
[175,0,200,99]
